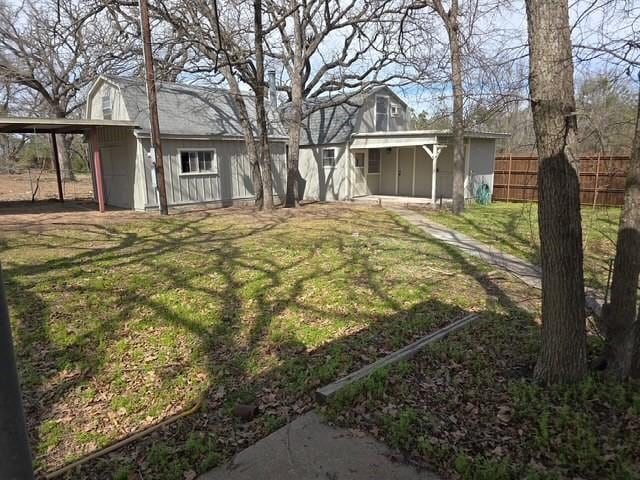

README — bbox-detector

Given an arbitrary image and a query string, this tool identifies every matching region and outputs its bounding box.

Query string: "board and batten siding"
[298,144,348,201]
[140,138,286,209]
[87,79,130,121]
[467,138,496,197]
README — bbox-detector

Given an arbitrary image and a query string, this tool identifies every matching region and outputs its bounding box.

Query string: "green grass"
[423,202,620,291]
[325,303,640,480]
[1,204,516,478]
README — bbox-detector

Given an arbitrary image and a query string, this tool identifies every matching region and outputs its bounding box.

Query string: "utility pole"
[0,265,34,480]
[139,0,169,215]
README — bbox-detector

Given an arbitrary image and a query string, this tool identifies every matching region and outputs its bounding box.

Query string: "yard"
[0,203,533,479]
[325,304,640,480]
[421,201,621,291]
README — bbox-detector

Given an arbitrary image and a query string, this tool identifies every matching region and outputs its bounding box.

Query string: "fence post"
[593,154,601,208]
[506,153,513,202]
[0,264,34,480]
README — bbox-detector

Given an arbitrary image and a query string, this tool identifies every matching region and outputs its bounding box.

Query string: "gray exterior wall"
[467,138,496,197]
[87,78,130,121]
[355,89,411,134]
[298,144,348,201]
[140,138,287,209]
[94,127,140,209]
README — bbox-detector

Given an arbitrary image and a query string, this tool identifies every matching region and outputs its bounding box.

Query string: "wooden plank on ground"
[315,313,480,403]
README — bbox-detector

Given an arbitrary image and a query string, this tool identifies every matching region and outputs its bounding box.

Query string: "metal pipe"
[0,264,35,479]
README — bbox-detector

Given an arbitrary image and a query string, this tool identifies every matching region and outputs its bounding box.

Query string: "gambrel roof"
[88,76,287,139]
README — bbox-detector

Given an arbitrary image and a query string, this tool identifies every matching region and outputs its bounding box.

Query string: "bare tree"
[0,0,136,180]
[526,0,587,383]
[265,0,415,207]
[137,0,275,208]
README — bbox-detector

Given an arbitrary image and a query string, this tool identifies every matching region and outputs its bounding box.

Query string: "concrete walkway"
[387,205,603,314]
[199,411,438,480]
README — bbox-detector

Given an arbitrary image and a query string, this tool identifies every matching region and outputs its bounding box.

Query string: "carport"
[0,118,138,212]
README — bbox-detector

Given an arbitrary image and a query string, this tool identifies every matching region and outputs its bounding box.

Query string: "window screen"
[368,149,381,173]
[322,149,336,167]
[375,96,389,131]
[180,151,217,174]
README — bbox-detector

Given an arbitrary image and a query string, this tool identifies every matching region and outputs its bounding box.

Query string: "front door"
[397,148,413,196]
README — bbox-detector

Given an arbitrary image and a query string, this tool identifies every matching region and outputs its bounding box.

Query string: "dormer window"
[375,96,389,131]
[102,87,112,120]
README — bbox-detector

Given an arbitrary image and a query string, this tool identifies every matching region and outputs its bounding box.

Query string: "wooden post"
[50,133,65,203]
[90,127,106,213]
[506,153,513,202]
[140,0,169,215]
[412,146,416,197]
[431,148,438,205]
[592,154,601,207]
[0,265,34,480]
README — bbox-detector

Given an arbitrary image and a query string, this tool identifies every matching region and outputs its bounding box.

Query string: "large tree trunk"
[53,111,74,181]
[285,82,302,207]
[253,0,274,209]
[222,67,264,208]
[526,0,587,383]
[448,2,465,214]
[604,91,640,379]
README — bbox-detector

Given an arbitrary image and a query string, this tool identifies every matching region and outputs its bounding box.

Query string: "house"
[85,75,506,211]
[297,88,508,202]
[85,75,288,210]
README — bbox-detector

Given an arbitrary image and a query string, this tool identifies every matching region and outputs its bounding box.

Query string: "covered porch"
[347,131,460,204]
[351,194,452,207]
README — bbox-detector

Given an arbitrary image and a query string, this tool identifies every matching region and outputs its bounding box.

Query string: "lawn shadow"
[1,203,538,479]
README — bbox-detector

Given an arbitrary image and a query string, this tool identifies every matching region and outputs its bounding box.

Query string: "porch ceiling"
[350,133,438,150]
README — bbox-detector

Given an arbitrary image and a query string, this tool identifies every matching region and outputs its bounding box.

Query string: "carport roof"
[0,117,138,134]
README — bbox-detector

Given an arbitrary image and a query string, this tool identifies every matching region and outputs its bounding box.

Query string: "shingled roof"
[299,97,364,146]
[101,76,287,139]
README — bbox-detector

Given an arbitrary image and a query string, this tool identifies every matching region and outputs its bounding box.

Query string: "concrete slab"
[198,411,439,480]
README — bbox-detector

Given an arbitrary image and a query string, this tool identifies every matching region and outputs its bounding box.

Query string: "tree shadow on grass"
[1,204,537,479]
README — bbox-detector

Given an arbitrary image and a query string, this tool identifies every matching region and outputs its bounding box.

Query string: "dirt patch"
[0,172,94,202]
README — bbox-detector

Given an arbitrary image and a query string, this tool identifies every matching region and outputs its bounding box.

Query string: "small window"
[180,150,217,174]
[354,152,365,169]
[390,104,400,117]
[102,87,112,120]
[375,96,389,131]
[368,149,380,174]
[322,148,336,168]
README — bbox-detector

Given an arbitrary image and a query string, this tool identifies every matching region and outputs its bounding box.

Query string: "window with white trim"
[354,152,365,169]
[322,148,336,168]
[390,103,400,117]
[368,149,381,173]
[180,150,217,174]
[375,96,389,131]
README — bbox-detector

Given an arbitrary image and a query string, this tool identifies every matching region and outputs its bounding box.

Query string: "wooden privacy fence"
[493,154,630,206]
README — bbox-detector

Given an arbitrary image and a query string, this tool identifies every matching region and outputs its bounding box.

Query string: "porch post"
[90,127,106,213]
[431,149,438,205]
[50,133,64,203]
[412,146,416,197]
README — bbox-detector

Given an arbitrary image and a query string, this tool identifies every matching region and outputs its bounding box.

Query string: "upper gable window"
[375,96,389,131]
[102,86,112,120]
[390,103,400,117]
